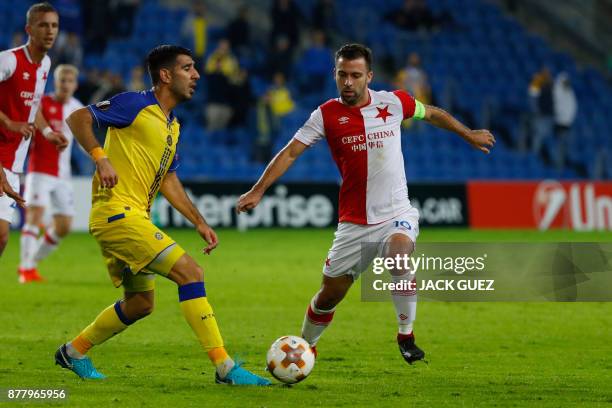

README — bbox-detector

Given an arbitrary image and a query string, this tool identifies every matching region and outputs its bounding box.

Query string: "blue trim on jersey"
[114,300,135,325]
[88,90,158,129]
[168,152,180,173]
[178,282,206,302]
[107,213,125,223]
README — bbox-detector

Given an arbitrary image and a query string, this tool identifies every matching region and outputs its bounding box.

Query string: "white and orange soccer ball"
[266,335,315,384]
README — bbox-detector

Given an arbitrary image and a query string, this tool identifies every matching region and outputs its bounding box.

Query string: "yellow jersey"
[87,89,180,215]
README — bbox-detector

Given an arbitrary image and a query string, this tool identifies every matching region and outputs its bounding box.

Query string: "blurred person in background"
[528,67,554,164]
[298,30,333,95]
[265,35,293,81]
[395,52,431,130]
[204,39,239,131]
[552,72,577,171]
[256,71,295,162]
[90,70,126,103]
[127,65,146,92]
[312,0,338,42]
[270,0,301,50]
[111,0,140,38]
[227,5,251,59]
[53,31,83,68]
[182,0,208,70]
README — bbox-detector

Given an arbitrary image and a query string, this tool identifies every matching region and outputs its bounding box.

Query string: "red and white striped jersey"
[294,89,418,225]
[0,45,51,173]
[28,95,83,179]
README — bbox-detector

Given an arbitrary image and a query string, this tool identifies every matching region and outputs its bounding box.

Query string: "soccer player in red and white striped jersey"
[237,44,495,365]
[19,64,83,283]
[0,2,68,262]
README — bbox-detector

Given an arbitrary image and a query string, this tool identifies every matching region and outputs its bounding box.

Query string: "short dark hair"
[26,2,57,25]
[146,45,193,85]
[335,43,373,71]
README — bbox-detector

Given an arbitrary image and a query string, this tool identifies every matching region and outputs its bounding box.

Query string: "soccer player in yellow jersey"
[54,45,270,385]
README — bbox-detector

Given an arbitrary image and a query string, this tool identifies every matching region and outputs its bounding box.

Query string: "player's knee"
[385,234,414,257]
[55,226,70,237]
[131,299,155,320]
[185,264,204,283]
[171,263,204,286]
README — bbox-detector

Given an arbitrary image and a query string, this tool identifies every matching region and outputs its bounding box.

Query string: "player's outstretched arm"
[236,138,308,213]
[35,108,68,150]
[423,104,496,154]
[160,171,218,255]
[66,108,118,188]
[0,163,25,208]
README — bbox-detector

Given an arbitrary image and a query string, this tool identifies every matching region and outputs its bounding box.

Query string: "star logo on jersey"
[22,72,30,80]
[338,116,349,125]
[375,105,392,123]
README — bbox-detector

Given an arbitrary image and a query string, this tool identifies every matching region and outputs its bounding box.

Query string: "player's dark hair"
[335,43,373,71]
[26,2,57,25]
[146,45,193,85]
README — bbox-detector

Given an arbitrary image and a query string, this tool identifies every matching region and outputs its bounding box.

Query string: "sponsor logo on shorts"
[154,232,163,240]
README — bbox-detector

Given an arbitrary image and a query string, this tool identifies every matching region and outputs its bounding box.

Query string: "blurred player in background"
[238,44,495,365]
[55,45,269,386]
[0,2,68,260]
[18,64,83,283]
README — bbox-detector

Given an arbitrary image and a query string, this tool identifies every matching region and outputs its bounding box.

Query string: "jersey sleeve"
[293,107,325,146]
[87,91,146,128]
[393,89,426,120]
[0,51,17,82]
[168,151,180,172]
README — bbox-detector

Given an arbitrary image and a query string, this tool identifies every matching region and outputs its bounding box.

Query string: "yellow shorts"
[90,206,185,292]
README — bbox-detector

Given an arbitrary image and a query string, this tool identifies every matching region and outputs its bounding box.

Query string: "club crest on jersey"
[22,72,30,80]
[167,135,172,146]
[375,105,392,123]
[96,100,111,111]
[154,232,163,240]
[338,116,349,125]
[42,72,48,80]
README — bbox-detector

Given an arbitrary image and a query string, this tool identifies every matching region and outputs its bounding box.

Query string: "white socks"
[391,271,417,335]
[301,297,336,346]
[34,227,61,263]
[20,224,39,269]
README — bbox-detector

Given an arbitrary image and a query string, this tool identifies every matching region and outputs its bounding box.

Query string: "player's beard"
[171,82,192,102]
[340,88,362,106]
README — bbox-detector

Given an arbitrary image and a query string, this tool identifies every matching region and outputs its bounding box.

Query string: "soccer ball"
[266,335,315,384]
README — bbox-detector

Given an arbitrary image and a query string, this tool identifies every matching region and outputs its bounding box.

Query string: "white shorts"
[323,207,420,280]
[0,169,20,223]
[24,172,75,216]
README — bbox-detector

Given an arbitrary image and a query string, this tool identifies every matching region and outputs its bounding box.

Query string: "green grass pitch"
[1,228,611,407]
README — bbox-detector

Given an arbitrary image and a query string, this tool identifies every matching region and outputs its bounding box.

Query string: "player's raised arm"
[160,171,218,255]
[34,107,68,150]
[66,107,118,188]
[236,138,308,213]
[422,104,496,154]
